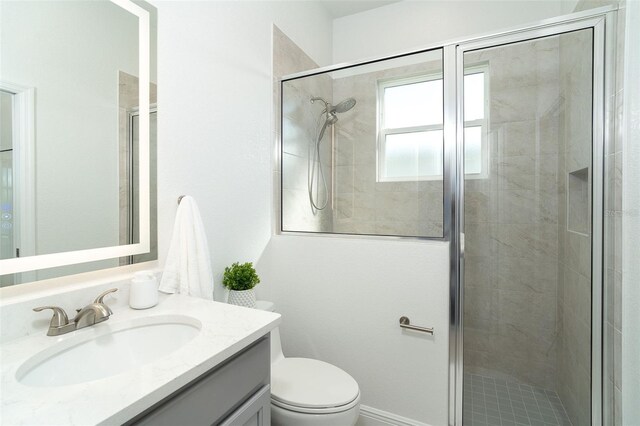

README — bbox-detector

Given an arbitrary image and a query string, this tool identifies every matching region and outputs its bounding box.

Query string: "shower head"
[311,95,356,141]
[330,97,357,114]
[311,96,357,115]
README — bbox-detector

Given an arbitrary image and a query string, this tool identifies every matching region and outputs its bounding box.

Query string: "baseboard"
[357,405,431,426]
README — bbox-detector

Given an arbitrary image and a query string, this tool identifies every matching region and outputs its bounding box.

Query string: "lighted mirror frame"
[0,0,151,275]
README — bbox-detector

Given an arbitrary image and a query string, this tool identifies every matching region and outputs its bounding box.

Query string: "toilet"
[256,301,361,426]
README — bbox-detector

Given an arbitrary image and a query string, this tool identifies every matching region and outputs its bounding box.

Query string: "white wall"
[153,0,333,300]
[153,1,451,422]
[256,235,450,425]
[1,1,138,278]
[333,0,565,63]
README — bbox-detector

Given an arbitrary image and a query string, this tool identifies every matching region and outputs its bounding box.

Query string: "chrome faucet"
[33,288,118,336]
[32,305,75,336]
[73,289,117,329]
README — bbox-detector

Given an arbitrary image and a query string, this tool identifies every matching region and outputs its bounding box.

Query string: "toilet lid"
[271,358,360,409]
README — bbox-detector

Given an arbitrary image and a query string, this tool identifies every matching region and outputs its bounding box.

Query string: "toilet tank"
[256,301,284,364]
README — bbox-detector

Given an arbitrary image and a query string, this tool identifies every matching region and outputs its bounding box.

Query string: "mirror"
[0,0,157,285]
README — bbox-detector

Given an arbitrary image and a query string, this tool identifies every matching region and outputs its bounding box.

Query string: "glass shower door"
[461,28,596,426]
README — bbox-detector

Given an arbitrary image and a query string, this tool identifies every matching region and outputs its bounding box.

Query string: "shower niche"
[568,167,590,235]
[280,49,445,239]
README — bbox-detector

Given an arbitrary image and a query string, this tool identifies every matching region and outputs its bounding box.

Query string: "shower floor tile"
[462,373,572,426]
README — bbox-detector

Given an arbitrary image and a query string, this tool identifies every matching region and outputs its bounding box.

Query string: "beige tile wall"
[463,37,564,390]
[280,41,445,238]
[462,29,596,426]
[332,58,444,237]
[557,29,594,426]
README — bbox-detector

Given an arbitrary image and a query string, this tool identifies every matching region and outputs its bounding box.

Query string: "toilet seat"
[271,393,360,415]
[271,357,360,414]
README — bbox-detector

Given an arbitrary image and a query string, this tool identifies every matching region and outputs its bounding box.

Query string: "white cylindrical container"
[129,271,159,309]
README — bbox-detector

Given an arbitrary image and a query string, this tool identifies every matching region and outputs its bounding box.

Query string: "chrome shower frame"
[275,5,616,425]
[450,8,615,426]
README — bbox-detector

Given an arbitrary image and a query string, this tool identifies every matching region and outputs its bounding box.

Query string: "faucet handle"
[94,288,118,304]
[33,306,70,327]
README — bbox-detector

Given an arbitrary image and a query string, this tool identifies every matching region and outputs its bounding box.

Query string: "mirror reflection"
[0,0,157,285]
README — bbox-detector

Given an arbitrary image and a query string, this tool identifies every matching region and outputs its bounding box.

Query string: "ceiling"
[320,0,403,18]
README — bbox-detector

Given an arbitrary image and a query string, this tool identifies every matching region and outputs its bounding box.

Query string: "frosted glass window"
[385,131,443,179]
[378,74,444,182]
[464,72,485,121]
[383,80,443,128]
[464,126,482,175]
[378,68,487,182]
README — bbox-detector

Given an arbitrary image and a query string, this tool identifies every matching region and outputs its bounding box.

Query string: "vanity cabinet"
[219,384,270,426]
[128,336,271,426]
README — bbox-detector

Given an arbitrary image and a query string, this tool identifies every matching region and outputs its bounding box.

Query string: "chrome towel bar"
[399,316,434,335]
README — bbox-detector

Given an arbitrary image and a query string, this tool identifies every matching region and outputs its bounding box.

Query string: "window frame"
[376,64,490,182]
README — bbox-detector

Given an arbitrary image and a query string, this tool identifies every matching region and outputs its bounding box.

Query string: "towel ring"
[177,195,186,205]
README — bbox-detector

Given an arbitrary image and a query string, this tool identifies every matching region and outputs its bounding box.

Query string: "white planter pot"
[227,289,256,308]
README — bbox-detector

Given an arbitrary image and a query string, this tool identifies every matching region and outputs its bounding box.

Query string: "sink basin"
[16,315,201,387]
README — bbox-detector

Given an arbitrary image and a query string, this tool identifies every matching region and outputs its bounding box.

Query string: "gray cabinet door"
[129,337,270,426]
[219,385,270,426]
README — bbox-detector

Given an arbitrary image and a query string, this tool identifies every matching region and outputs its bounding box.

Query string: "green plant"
[222,262,261,291]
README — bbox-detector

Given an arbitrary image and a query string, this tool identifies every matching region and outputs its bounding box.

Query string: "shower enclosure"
[279,6,616,426]
[459,28,597,426]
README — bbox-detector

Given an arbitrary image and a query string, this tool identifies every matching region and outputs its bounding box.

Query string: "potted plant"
[223,262,260,308]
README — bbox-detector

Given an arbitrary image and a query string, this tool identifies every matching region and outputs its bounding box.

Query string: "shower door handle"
[399,316,434,335]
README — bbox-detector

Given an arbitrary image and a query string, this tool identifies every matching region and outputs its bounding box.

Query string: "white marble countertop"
[0,294,280,425]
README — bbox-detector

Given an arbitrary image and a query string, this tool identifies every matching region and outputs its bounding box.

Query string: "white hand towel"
[159,196,214,300]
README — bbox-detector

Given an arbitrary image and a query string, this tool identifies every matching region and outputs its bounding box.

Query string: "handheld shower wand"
[308,96,356,212]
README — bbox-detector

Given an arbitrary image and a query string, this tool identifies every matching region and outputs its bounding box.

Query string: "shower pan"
[278,5,616,426]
